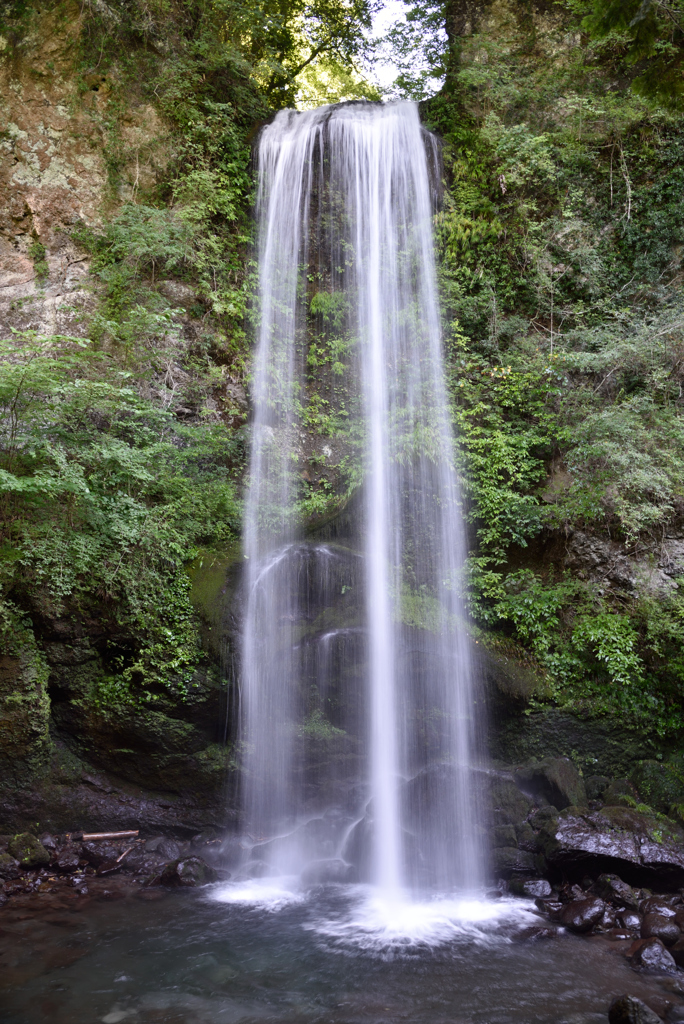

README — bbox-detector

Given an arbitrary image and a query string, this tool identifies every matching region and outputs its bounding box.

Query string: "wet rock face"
[609,994,663,1024]
[514,756,587,810]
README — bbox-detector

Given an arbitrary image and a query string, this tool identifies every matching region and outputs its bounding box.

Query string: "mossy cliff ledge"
[2,0,684,844]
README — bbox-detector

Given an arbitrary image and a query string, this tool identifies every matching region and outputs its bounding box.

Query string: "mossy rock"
[514,756,587,811]
[8,832,50,868]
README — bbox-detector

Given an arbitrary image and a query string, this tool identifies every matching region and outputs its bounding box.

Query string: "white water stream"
[241,100,484,905]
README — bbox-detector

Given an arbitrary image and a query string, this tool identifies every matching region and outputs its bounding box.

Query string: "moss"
[0,609,51,786]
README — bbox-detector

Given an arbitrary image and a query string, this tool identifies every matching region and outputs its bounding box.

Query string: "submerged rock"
[512,924,558,942]
[8,833,50,869]
[609,994,662,1023]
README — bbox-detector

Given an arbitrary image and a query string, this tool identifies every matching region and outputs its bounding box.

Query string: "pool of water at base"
[3,878,684,1024]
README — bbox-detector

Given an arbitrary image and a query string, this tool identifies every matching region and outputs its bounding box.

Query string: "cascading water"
[241,100,485,900]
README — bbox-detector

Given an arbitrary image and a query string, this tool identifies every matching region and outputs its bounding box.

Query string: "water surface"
[3,879,683,1023]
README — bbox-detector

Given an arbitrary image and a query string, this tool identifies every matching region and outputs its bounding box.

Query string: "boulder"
[146,838,180,861]
[640,897,676,917]
[629,937,677,973]
[619,910,642,930]
[609,994,663,1024]
[160,857,217,887]
[641,913,680,947]
[509,878,552,899]
[0,853,21,880]
[540,806,684,886]
[83,842,124,868]
[558,897,605,933]
[8,833,50,868]
[514,757,586,810]
[596,873,639,908]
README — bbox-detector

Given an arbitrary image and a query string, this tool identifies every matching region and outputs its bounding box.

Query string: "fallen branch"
[80,830,139,841]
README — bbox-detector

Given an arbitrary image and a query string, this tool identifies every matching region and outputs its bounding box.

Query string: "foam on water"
[209,877,305,912]
[310,889,538,951]
[209,878,538,951]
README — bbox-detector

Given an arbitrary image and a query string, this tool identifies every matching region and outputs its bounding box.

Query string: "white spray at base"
[240,100,486,917]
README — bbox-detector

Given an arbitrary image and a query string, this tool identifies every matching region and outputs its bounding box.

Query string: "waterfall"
[241,100,484,896]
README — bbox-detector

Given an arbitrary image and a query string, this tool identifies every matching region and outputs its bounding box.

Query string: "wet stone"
[0,853,21,880]
[536,898,563,918]
[641,898,676,918]
[146,837,181,860]
[641,913,681,947]
[55,845,82,873]
[620,910,642,930]
[509,878,552,899]
[597,873,640,909]
[630,937,678,973]
[160,857,217,887]
[8,833,50,869]
[512,925,558,942]
[558,897,606,933]
[608,994,663,1024]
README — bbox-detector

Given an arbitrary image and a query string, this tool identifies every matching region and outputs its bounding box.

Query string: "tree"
[581,0,684,107]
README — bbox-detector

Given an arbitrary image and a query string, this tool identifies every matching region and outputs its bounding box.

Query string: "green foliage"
[28,240,48,282]
[0,333,242,701]
[581,0,684,107]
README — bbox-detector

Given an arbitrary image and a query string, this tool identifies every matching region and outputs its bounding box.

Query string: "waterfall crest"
[242,100,485,894]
